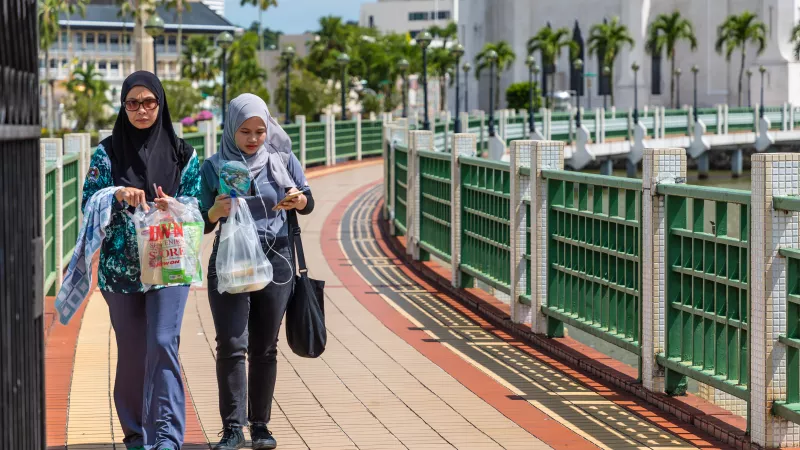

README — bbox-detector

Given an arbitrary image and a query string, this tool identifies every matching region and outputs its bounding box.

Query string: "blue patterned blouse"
[81,140,202,293]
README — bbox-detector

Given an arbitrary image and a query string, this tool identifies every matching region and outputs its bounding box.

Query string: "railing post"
[783,102,789,131]
[450,133,478,288]
[383,124,392,220]
[716,104,723,135]
[509,140,533,324]
[790,103,795,131]
[42,138,64,292]
[750,153,800,448]
[296,115,306,169]
[64,134,84,220]
[653,106,661,139]
[460,112,469,137]
[641,148,686,393]
[99,129,112,141]
[407,130,434,261]
[326,114,334,166]
[442,111,451,152]
[723,104,729,134]
[172,122,183,137]
[687,106,694,136]
[356,112,363,161]
[529,140,565,334]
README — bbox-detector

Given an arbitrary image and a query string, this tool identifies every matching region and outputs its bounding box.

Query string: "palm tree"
[716,12,767,106]
[164,0,192,73]
[116,0,157,67]
[475,41,516,109]
[587,17,635,107]
[527,26,574,108]
[63,0,88,70]
[428,22,458,111]
[66,63,110,130]
[181,35,220,83]
[791,21,800,60]
[39,0,61,135]
[646,11,698,107]
[240,0,278,52]
[307,16,351,80]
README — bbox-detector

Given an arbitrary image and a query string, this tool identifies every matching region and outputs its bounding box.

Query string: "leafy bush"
[505,82,543,111]
[163,80,204,120]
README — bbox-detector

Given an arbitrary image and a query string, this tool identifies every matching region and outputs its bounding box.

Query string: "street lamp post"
[674,68,682,108]
[281,46,295,124]
[746,69,753,108]
[337,53,350,121]
[451,43,465,132]
[145,14,165,77]
[487,50,498,137]
[631,62,639,124]
[574,58,584,127]
[215,31,234,125]
[526,56,539,135]
[398,58,409,118]
[691,65,699,122]
[759,65,766,118]
[463,62,471,113]
[602,65,611,110]
[417,31,432,130]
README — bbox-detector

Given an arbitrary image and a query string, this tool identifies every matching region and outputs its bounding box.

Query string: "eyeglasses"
[123,98,159,111]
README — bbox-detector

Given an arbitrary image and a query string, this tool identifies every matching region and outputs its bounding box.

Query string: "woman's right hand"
[208,194,232,223]
[115,187,149,212]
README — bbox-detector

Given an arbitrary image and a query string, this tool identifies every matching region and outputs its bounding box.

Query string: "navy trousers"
[103,286,189,450]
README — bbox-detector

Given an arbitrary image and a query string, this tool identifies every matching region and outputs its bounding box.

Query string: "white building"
[360,0,456,38]
[199,0,226,17]
[459,0,800,112]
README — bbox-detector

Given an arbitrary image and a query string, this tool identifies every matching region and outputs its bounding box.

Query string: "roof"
[58,2,236,32]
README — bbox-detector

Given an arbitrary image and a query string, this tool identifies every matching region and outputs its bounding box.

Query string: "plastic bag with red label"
[130,197,204,289]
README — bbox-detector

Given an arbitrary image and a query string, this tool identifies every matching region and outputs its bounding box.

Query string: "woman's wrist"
[208,205,220,224]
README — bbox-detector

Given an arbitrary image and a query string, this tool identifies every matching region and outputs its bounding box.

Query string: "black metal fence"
[1,0,46,448]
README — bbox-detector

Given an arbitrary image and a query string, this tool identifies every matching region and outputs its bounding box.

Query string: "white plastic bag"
[130,197,204,288]
[216,197,273,294]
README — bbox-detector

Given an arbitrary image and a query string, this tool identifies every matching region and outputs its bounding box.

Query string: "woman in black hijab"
[80,71,202,450]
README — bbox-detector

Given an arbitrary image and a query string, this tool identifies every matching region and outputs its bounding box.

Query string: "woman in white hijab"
[199,94,314,450]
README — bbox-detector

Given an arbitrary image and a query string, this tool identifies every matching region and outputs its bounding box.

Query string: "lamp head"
[759,65,767,74]
[337,52,350,67]
[631,62,639,72]
[451,43,465,58]
[145,14,165,38]
[691,65,699,74]
[573,58,583,71]
[398,58,409,72]
[602,65,611,76]
[486,49,498,62]
[675,68,682,76]
[215,31,234,50]
[462,62,472,73]
[417,31,432,49]
[281,46,296,60]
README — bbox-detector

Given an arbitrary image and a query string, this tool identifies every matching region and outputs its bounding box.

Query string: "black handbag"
[285,210,327,358]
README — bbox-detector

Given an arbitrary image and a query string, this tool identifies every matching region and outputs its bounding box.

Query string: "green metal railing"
[393,144,408,235]
[44,164,57,296]
[772,197,800,424]
[362,120,384,156]
[183,132,206,164]
[284,123,302,159]
[657,183,750,405]
[542,170,643,355]
[305,122,327,166]
[335,121,358,160]
[418,150,452,261]
[459,157,511,291]
[62,155,80,263]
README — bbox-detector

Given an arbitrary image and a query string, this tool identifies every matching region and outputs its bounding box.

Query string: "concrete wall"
[360,0,455,36]
[259,33,313,116]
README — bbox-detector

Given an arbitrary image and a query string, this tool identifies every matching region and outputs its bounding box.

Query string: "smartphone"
[272,190,305,211]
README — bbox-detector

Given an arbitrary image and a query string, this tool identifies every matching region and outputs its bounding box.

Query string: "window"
[156,36,165,51]
[109,33,119,51]
[61,32,68,49]
[98,33,107,48]
[86,33,95,48]
[121,34,130,50]
[110,61,119,71]
[74,32,83,48]
[98,60,107,70]
[369,15,374,28]
[437,11,451,20]
[168,35,177,53]
[408,12,428,21]
[49,59,57,68]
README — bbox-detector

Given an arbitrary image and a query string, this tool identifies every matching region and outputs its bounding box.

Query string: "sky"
[225,0,366,34]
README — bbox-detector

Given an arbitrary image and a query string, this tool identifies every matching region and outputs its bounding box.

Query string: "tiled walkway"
[46,161,732,449]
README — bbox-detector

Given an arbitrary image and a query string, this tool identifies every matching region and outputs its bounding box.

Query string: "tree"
[792,22,800,60]
[39,0,62,135]
[181,35,219,83]
[506,82,543,111]
[216,31,270,108]
[307,15,351,80]
[164,0,192,74]
[646,11,697,107]
[474,41,516,109]
[587,17,634,107]
[248,22,283,49]
[715,11,767,106]
[240,0,278,52]
[428,21,458,111]
[163,80,204,119]
[527,26,575,107]
[65,63,111,130]
[275,69,337,119]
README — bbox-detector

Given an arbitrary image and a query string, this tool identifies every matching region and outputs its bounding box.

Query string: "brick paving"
[45,160,733,449]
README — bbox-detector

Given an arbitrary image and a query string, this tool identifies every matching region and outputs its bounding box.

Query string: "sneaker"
[214,426,245,450]
[250,423,277,449]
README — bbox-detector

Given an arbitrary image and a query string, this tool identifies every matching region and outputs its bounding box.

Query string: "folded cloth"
[55,186,122,324]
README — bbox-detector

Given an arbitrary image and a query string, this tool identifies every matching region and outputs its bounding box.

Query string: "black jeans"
[207,237,295,428]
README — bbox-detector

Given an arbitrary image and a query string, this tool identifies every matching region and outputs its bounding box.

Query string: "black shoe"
[250,423,277,449]
[214,426,245,450]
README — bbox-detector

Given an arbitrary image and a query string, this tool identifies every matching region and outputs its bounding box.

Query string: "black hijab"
[109,71,193,201]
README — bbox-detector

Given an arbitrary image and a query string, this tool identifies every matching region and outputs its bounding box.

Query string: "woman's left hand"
[277,187,307,211]
[154,185,172,211]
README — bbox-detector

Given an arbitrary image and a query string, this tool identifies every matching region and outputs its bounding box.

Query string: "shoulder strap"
[288,210,307,273]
